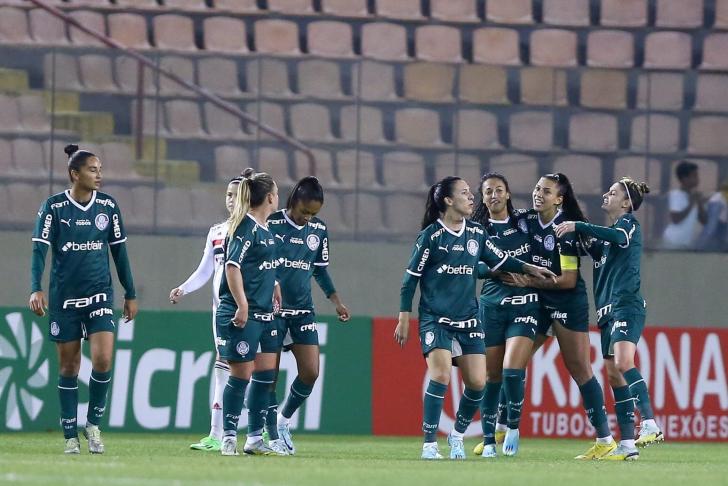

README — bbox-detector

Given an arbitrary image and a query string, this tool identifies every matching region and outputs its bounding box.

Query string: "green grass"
[1,433,726,486]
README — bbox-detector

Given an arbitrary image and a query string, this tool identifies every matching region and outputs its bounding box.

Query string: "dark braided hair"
[472,172,516,225]
[422,176,462,229]
[618,177,650,212]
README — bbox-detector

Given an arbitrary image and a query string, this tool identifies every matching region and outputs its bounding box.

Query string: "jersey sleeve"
[574,220,630,247]
[479,234,523,273]
[178,227,215,294]
[314,227,330,267]
[108,199,128,246]
[557,231,580,271]
[31,199,54,246]
[404,231,431,278]
[226,227,252,269]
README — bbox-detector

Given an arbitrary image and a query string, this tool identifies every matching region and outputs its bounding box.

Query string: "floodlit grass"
[1,433,726,486]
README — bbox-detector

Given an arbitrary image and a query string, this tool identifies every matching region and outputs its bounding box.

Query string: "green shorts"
[418,312,485,358]
[278,311,319,348]
[48,303,116,342]
[536,304,590,335]
[479,298,540,348]
[215,310,281,362]
[600,313,646,358]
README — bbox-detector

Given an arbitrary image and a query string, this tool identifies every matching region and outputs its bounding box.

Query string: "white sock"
[423,441,437,448]
[450,429,464,439]
[596,435,614,445]
[643,419,657,429]
[245,435,262,447]
[495,423,508,432]
[277,412,290,427]
[209,361,229,440]
[621,439,636,449]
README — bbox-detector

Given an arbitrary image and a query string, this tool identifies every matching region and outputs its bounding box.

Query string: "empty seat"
[165,100,204,137]
[258,147,293,187]
[701,34,728,71]
[9,183,46,223]
[290,103,335,141]
[688,116,728,155]
[382,151,427,190]
[248,101,287,139]
[580,70,627,109]
[412,25,462,63]
[316,192,349,234]
[459,65,509,104]
[431,0,479,22]
[158,187,195,229]
[340,105,387,144]
[335,149,378,188]
[395,108,444,147]
[637,73,684,110]
[0,140,12,176]
[166,0,209,9]
[509,111,553,150]
[268,0,314,13]
[352,61,398,100]
[29,9,68,45]
[644,32,692,69]
[321,0,369,17]
[132,99,167,135]
[308,21,355,58]
[255,19,300,56]
[246,59,291,97]
[0,96,21,131]
[434,154,482,184]
[215,145,250,181]
[486,0,533,24]
[520,67,567,106]
[203,17,248,53]
[543,0,590,26]
[488,153,539,194]
[18,95,50,132]
[298,60,346,99]
[116,0,160,7]
[154,14,197,51]
[376,0,423,20]
[115,55,157,93]
[631,114,680,153]
[569,113,618,152]
[213,0,259,12]
[455,110,500,149]
[586,30,634,68]
[695,74,728,112]
[342,191,386,232]
[198,57,243,97]
[44,53,82,91]
[294,149,336,186]
[717,0,728,28]
[204,102,249,139]
[385,193,424,234]
[472,27,521,65]
[79,55,118,92]
[109,13,150,49]
[530,29,578,67]
[600,0,647,26]
[403,63,455,102]
[123,186,153,228]
[613,156,662,195]
[190,186,226,229]
[361,22,408,61]
[0,7,31,44]
[68,10,106,47]
[11,139,47,175]
[552,155,603,195]
[656,0,703,28]
[159,56,196,95]
[101,141,137,178]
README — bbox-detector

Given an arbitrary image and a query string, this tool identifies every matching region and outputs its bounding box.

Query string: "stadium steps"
[0,68,29,93]
[52,111,115,139]
[42,91,80,113]
[134,158,200,185]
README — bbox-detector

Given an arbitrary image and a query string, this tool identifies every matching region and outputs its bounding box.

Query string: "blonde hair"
[226,168,276,238]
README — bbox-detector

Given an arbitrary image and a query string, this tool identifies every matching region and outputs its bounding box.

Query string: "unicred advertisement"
[372,318,728,441]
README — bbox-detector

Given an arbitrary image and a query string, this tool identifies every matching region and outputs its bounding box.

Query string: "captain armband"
[559,254,578,271]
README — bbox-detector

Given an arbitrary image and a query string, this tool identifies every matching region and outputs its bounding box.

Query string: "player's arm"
[480,236,556,281]
[170,228,215,303]
[225,233,249,328]
[29,201,52,316]
[555,220,628,246]
[396,233,430,347]
[107,205,137,321]
[313,266,349,322]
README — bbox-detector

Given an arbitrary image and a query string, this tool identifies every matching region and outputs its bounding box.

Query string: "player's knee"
[59,361,80,376]
[299,368,319,385]
[614,356,634,375]
[92,356,112,373]
[486,369,502,383]
[429,371,450,385]
[606,365,623,387]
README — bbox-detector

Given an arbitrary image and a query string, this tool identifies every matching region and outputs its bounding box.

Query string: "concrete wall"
[2,230,726,327]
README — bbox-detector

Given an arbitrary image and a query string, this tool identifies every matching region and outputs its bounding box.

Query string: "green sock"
[455,387,484,434]
[423,380,447,442]
[281,376,314,419]
[248,370,276,437]
[480,382,501,445]
[579,376,611,438]
[502,368,525,429]
[223,376,248,436]
[87,369,111,426]
[58,375,79,439]
[623,367,654,420]
[496,386,508,427]
[612,385,635,440]
[266,389,279,440]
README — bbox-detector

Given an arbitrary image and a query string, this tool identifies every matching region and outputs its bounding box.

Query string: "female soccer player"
[555,177,662,460]
[169,175,242,452]
[503,173,616,459]
[471,173,539,458]
[395,176,555,460]
[267,176,350,455]
[29,144,137,454]
[215,168,285,457]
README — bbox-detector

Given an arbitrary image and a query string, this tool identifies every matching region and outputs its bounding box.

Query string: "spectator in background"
[661,161,707,250]
[696,179,728,252]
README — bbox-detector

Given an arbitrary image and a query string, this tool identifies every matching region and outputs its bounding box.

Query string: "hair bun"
[638,182,651,195]
[241,167,255,178]
[64,144,79,157]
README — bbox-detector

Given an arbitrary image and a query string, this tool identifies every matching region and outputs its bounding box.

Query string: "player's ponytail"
[619,177,650,212]
[64,144,96,183]
[422,176,461,230]
[227,168,254,239]
[545,172,587,222]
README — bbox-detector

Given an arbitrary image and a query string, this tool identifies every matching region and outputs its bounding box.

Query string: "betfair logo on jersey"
[500,293,538,305]
[62,292,108,309]
[504,243,531,258]
[258,259,281,271]
[531,255,553,268]
[61,240,104,252]
[436,264,473,275]
[41,214,52,240]
[282,258,311,270]
[438,317,478,329]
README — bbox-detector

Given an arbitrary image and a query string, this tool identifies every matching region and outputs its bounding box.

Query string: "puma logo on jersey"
[275,234,285,242]
[61,218,71,227]
[438,245,449,253]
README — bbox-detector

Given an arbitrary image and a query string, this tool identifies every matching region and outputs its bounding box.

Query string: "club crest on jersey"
[306,234,320,251]
[95,213,109,231]
[236,341,250,356]
[424,331,435,346]
[518,219,528,234]
[50,322,60,336]
[466,239,479,256]
[544,234,555,251]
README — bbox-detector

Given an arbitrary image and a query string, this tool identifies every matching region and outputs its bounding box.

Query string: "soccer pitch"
[1,433,726,486]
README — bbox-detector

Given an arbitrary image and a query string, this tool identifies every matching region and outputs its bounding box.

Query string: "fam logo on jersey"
[95,213,109,231]
[0,312,50,429]
[518,218,529,234]
[466,239,479,256]
[544,235,555,251]
[236,341,250,357]
[306,234,320,252]
[424,331,435,346]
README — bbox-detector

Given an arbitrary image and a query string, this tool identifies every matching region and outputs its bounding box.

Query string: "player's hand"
[336,303,351,322]
[525,264,557,282]
[394,312,410,348]
[169,287,184,304]
[272,284,282,315]
[554,221,576,238]
[28,291,47,317]
[123,298,138,322]
[502,272,530,288]
[232,305,248,328]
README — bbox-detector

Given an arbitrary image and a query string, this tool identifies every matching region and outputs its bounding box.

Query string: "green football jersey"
[32,190,127,313]
[524,210,588,309]
[267,209,329,313]
[480,210,536,307]
[219,214,278,316]
[583,214,646,325]
[404,218,522,327]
